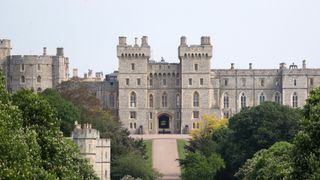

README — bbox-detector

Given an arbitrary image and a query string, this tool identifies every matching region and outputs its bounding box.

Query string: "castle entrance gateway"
[158,114,171,134]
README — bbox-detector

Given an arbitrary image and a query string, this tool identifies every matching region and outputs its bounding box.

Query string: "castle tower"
[72,123,111,180]
[0,39,11,74]
[178,36,213,133]
[117,36,150,133]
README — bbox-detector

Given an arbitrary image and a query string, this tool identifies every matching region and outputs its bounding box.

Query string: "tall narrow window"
[21,64,25,71]
[292,92,298,108]
[193,111,199,118]
[310,78,314,86]
[162,92,167,107]
[275,92,281,104]
[261,79,265,87]
[109,94,115,107]
[194,64,198,71]
[189,78,192,86]
[37,64,41,71]
[163,79,167,86]
[37,76,41,83]
[294,79,297,86]
[137,78,141,85]
[130,111,136,119]
[176,94,180,107]
[130,123,133,129]
[126,78,129,86]
[21,76,25,83]
[240,93,246,109]
[200,78,204,85]
[131,63,135,70]
[130,92,136,107]
[149,94,153,108]
[224,93,229,108]
[193,92,199,107]
[224,79,228,86]
[259,93,265,104]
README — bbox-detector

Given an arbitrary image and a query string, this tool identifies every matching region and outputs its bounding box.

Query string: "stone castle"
[72,122,111,180]
[1,36,320,134]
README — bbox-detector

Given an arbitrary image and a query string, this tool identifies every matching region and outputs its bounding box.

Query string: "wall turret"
[0,39,11,68]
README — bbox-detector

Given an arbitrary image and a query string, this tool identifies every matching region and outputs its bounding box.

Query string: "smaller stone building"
[72,122,111,180]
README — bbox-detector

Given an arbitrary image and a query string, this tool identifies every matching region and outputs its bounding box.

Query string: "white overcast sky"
[1,0,320,75]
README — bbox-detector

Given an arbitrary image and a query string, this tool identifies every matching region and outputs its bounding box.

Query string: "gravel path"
[152,138,181,180]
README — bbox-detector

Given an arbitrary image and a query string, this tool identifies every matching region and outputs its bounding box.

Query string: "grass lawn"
[177,139,189,160]
[144,140,153,168]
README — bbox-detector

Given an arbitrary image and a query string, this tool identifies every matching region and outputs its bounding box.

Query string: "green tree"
[180,151,225,180]
[40,88,80,136]
[235,141,294,180]
[292,87,320,179]
[224,102,300,176]
[12,89,98,179]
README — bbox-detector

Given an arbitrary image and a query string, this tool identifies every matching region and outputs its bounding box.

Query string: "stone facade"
[0,39,69,92]
[72,123,111,180]
[2,37,320,134]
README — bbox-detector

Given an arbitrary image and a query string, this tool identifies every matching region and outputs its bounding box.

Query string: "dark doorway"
[158,114,170,129]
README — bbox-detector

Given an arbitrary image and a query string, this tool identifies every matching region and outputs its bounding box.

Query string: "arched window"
[275,92,281,104]
[193,92,199,107]
[149,94,153,108]
[130,92,136,107]
[292,92,298,108]
[224,93,229,108]
[109,94,115,107]
[162,92,167,107]
[240,93,246,109]
[37,76,41,83]
[21,76,25,83]
[130,123,133,129]
[37,87,42,92]
[176,94,181,107]
[259,93,265,104]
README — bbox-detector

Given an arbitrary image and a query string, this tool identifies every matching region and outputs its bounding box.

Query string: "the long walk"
[131,134,190,180]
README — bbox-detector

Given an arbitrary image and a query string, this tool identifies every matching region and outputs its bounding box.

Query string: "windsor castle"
[1,36,320,134]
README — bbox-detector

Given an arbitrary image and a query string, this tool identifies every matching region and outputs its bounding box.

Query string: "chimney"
[201,36,211,45]
[141,36,148,46]
[56,48,64,56]
[180,36,187,46]
[249,63,252,70]
[302,60,306,69]
[43,47,47,56]
[231,63,235,70]
[119,36,127,46]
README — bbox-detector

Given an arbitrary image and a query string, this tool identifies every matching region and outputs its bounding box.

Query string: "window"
[134,123,136,129]
[149,112,152,119]
[193,122,200,129]
[131,63,135,70]
[275,92,281,104]
[261,79,265,87]
[194,64,198,71]
[126,78,129,85]
[176,79,180,86]
[130,92,136,107]
[224,79,228,86]
[109,94,115,107]
[200,78,204,85]
[294,79,297,86]
[162,92,168,107]
[197,122,200,129]
[240,93,246,109]
[292,92,298,108]
[310,78,314,86]
[21,64,25,71]
[223,111,229,118]
[189,78,192,86]
[163,79,167,86]
[224,93,229,108]
[150,122,153,129]
[149,79,153,86]
[21,76,25,83]
[176,94,180,107]
[193,92,199,107]
[130,111,136,119]
[37,64,41,71]
[137,78,141,85]
[260,93,265,104]
[149,94,153,107]
[37,76,41,83]
[130,123,133,129]
[37,87,42,92]
[193,111,199,119]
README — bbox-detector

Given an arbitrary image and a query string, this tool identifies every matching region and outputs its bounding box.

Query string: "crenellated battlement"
[178,36,212,59]
[117,36,151,58]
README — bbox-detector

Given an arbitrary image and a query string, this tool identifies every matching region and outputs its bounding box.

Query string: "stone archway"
[158,114,171,134]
